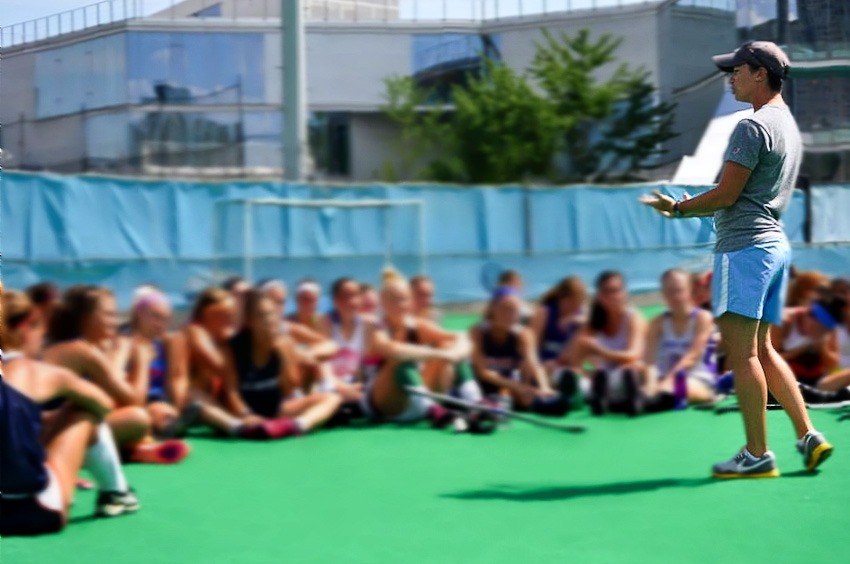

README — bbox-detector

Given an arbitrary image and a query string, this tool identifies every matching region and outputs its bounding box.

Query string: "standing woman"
[222,290,342,437]
[44,285,189,464]
[642,41,831,476]
[569,272,646,417]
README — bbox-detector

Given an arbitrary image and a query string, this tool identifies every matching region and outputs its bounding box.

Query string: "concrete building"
[0,0,737,181]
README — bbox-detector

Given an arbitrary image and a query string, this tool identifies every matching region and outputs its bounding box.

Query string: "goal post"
[211,198,427,283]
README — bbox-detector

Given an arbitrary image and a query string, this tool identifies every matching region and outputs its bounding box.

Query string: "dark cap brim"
[712,51,747,72]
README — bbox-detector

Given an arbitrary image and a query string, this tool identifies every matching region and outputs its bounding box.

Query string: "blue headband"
[810,303,837,330]
[491,286,519,301]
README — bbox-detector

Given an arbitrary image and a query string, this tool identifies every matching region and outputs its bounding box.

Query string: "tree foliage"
[381,28,678,184]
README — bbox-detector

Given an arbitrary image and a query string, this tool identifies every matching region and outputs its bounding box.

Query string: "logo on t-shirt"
[732,147,742,155]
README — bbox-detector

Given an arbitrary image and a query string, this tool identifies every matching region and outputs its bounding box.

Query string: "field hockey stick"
[715,403,784,415]
[805,401,850,410]
[693,393,730,411]
[405,387,587,433]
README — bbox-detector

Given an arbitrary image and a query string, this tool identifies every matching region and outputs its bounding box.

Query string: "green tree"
[530,28,677,182]
[381,28,677,184]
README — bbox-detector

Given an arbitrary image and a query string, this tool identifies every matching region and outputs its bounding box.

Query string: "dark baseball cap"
[713,40,791,78]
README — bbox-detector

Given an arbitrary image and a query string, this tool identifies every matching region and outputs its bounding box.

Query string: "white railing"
[1,0,736,49]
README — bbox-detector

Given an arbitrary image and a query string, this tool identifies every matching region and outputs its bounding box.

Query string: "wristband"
[672,201,684,218]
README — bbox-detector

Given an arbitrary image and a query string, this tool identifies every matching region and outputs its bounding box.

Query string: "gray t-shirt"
[714,105,802,253]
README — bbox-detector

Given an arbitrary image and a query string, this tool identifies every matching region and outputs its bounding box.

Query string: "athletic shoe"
[622,369,644,417]
[712,449,779,479]
[427,404,455,429]
[589,371,608,416]
[127,440,191,464]
[798,383,850,407]
[157,401,203,439]
[465,411,498,435]
[555,369,578,403]
[96,489,140,518]
[76,477,95,490]
[796,431,834,471]
[238,417,302,440]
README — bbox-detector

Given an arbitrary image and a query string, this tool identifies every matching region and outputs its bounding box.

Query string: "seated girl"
[1,288,138,536]
[471,288,574,416]
[222,290,342,437]
[530,276,586,382]
[44,285,189,464]
[569,271,647,416]
[359,270,481,428]
[642,270,717,411]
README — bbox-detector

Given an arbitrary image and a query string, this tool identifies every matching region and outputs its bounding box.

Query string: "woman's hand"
[639,191,677,217]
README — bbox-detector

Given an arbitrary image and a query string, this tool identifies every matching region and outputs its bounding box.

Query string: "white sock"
[407,385,434,415]
[457,380,483,403]
[84,423,129,493]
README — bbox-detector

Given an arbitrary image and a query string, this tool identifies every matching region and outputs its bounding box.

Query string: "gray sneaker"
[796,431,833,471]
[712,449,779,479]
[96,489,140,518]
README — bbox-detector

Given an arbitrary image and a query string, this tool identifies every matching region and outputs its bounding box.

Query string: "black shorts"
[0,496,64,536]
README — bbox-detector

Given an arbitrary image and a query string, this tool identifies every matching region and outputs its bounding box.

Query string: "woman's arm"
[126,338,154,405]
[517,329,552,393]
[220,348,255,417]
[278,338,304,399]
[46,342,144,406]
[366,322,456,363]
[184,325,227,376]
[165,332,191,409]
[54,366,115,417]
[289,323,339,361]
[417,319,472,359]
[642,316,663,380]
[530,306,548,346]
[469,326,525,394]
[641,162,752,218]
[822,330,840,373]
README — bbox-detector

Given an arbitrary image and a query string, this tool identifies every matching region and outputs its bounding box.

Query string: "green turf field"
[3,310,847,564]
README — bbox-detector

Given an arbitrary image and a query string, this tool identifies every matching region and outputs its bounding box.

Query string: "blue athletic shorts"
[712,239,791,326]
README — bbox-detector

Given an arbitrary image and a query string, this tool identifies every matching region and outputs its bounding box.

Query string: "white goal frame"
[212,198,427,282]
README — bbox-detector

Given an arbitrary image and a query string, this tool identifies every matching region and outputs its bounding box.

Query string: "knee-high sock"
[394,362,434,412]
[84,422,129,493]
[453,361,483,402]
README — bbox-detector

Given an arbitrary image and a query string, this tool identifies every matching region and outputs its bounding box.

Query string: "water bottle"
[674,370,688,410]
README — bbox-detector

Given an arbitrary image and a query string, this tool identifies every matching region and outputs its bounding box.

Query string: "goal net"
[211,198,426,285]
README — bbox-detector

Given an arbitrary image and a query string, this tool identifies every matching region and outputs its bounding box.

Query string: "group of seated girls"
[482,268,720,418]
[768,271,850,406]
[5,265,848,537]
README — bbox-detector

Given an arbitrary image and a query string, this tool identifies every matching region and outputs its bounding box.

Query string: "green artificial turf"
[3,310,847,564]
[4,407,846,564]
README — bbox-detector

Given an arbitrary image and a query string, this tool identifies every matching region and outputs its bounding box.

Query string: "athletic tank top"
[838,325,850,369]
[539,302,581,361]
[0,357,50,496]
[329,312,365,381]
[228,329,283,418]
[594,310,633,370]
[146,340,168,403]
[656,309,715,380]
[479,322,523,375]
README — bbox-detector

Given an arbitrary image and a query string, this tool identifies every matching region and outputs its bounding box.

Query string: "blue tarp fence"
[1,171,848,309]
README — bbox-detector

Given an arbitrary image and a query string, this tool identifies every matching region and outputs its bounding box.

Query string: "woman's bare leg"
[279,393,342,431]
[817,369,850,392]
[106,406,151,447]
[44,407,98,510]
[717,313,768,456]
[757,322,812,439]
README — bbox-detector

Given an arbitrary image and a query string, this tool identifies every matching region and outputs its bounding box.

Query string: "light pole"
[282,0,307,180]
